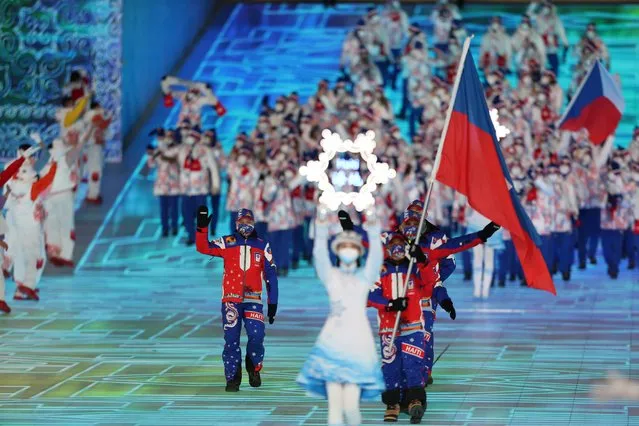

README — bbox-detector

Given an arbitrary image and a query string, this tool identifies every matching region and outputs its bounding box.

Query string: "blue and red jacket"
[195,226,278,304]
[418,231,483,313]
[368,259,427,336]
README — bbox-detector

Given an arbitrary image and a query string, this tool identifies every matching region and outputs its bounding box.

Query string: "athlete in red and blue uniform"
[368,232,428,424]
[399,201,500,385]
[196,207,278,392]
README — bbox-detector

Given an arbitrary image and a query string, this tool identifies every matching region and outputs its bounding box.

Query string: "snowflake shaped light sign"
[490,108,511,140]
[299,129,397,212]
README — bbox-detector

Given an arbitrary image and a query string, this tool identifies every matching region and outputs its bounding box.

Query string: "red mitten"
[497,55,507,68]
[634,220,639,235]
[163,93,174,108]
[526,187,538,202]
[215,103,227,117]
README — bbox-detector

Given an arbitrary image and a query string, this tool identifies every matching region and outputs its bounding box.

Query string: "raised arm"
[31,163,57,201]
[0,157,25,187]
[195,206,226,257]
[362,215,383,284]
[312,215,333,284]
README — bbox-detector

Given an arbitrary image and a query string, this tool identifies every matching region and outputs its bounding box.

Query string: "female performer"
[297,209,385,425]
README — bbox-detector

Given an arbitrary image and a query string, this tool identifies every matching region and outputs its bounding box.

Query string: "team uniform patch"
[254,252,261,262]
[244,311,264,322]
[401,342,425,359]
[225,236,237,245]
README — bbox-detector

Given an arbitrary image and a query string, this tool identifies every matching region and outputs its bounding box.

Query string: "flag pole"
[388,36,473,349]
[556,59,597,127]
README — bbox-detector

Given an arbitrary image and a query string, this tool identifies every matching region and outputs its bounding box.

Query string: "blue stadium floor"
[1,3,639,425]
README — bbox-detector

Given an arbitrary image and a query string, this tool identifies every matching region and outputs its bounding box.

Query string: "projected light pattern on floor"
[2,3,639,425]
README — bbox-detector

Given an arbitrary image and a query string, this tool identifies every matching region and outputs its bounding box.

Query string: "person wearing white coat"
[4,146,60,302]
[297,209,385,426]
[42,137,87,268]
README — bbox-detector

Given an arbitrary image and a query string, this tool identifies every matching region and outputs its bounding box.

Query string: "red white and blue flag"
[558,60,624,145]
[432,38,556,295]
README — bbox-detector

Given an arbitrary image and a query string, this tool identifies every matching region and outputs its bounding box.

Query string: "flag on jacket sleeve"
[432,37,556,295]
[558,60,624,145]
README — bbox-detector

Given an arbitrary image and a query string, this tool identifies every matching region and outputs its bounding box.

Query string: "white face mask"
[541,77,550,85]
[560,165,570,175]
[514,109,523,118]
[185,137,196,145]
[587,30,595,39]
[275,103,284,112]
[337,247,360,265]
[238,156,247,166]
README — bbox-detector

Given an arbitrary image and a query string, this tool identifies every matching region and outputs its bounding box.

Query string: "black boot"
[498,279,505,287]
[610,269,619,279]
[245,355,262,388]
[579,261,586,270]
[589,256,597,265]
[520,280,528,287]
[562,271,571,282]
[161,229,169,238]
[551,263,558,275]
[629,260,636,270]
[406,387,426,424]
[280,268,289,277]
[382,389,401,422]
[225,369,242,392]
[172,228,178,236]
[291,260,299,270]
[463,271,472,281]
[508,273,516,282]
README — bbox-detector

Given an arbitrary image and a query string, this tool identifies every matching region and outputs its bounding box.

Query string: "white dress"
[297,219,385,400]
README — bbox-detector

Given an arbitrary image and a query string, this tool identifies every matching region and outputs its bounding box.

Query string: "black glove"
[338,210,354,231]
[478,222,500,242]
[267,303,277,324]
[409,244,428,264]
[197,205,212,229]
[385,297,408,312]
[562,45,568,63]
[439,298,456,320]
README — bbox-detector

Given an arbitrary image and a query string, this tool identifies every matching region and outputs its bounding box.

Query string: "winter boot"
[245,355,262,388]
[498,279,505,287]
[427,374,434,386]
[384,404,400,422]
[0,300,10,314]
[562,271,571,282]
[291,260,299,270]
[589,256,597,265]
[463,271,472,281]
[579,260,586,270]
[225,369,242,392]
[629,260,636,270]
[382,389,401,421]
[406,387,426,424]
[508,273,516,282]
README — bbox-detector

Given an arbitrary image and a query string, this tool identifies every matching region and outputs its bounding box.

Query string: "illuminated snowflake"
[490,108,511,140]
[299,129,397,212]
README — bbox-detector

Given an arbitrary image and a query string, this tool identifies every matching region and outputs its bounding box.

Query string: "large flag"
[432,37,556,295]
[558,60,624,145]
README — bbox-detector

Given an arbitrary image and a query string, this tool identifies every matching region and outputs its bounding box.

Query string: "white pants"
[7,229,45,290]
[327,382,361,425]
[473,244,494,298]
[86,144,104,199]
[44,190,75,262]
